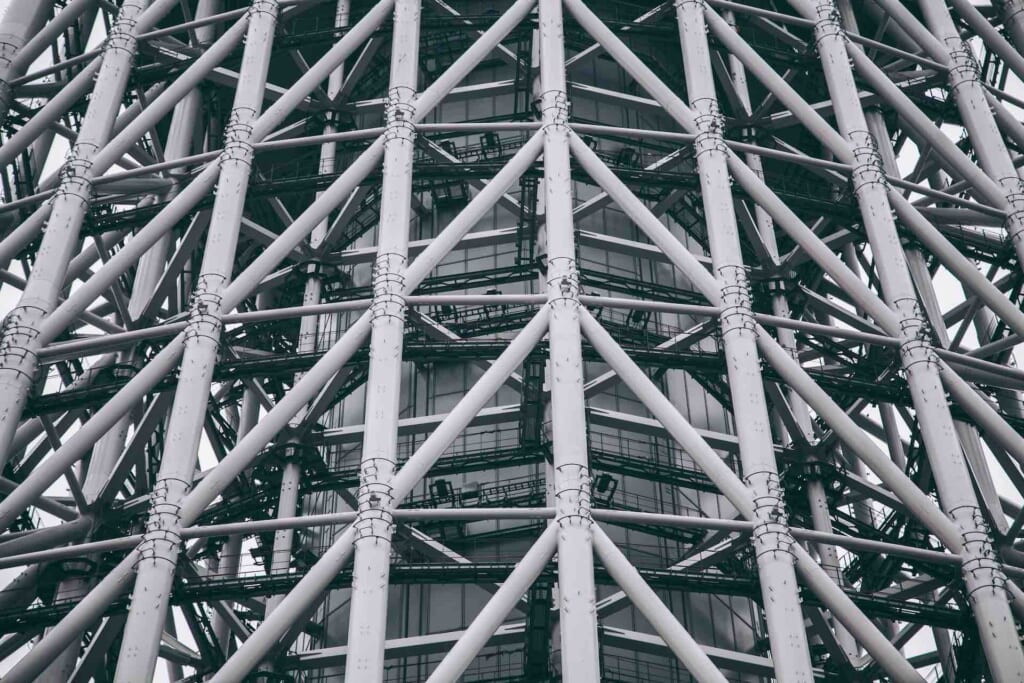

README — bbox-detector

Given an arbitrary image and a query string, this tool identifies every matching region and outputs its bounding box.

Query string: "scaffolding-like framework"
[4,0,1024,680]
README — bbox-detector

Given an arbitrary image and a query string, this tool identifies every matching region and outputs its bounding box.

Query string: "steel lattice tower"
[4,0,1024,680]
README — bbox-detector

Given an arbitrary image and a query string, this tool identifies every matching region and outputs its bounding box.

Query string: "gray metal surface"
[1,1,1024,681]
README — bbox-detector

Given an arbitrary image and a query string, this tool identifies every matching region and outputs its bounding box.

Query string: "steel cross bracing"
[6,0,1024,680]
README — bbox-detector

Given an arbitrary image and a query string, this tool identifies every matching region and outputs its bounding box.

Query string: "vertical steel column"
[1,8,416,675]
[675,3,813,679]
[343,2,419,680]
[113,2,281,680]
[264,0,350,622]
[36,6,223,675]
[84,0,223,504]
[723,1,857,659]
[798,2,1024,679]
[0,0,154,469]
[861,88,959,683]
[538,1,601,679]
[570,131,925,682]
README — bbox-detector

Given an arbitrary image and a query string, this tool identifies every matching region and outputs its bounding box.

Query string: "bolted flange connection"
[184,274,227,346]
[538,89,570,129]
[0,305,46,381]
[370,252,407,324]
[135,477,190,569]
[546,257,580,309]
[103,1,145,56]
[846,129,888,196]
[892,297,940,372]
[55,142,99,207]
[810,0,844,47]
[951,505,1010,602]
[384,85,417,145]
[1000,176,1024,246]
[220,107,257,168]
[945,37,984,93]
[554,463,593,528]
[716,265,757,338]
[692,97,728,160]
[745,470,796,562]
[354,461,396,545]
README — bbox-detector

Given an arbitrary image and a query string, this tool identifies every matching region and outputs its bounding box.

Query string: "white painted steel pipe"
[425,525,558,683]
[592,525,729,683]
[676,2,813,678]
[791,2,1024,677]
[342,1,420,679]
[10,86,545,683]
[113,1,283,679]
[579,309,924,683]
[536,1,601,679]
[0,0,417,535]
[0,0,171,469]
[213,308,549,680]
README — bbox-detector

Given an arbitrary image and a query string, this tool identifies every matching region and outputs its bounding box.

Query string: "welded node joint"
[0,306,44,381]
[745,470,796,562]
[136,477,189,568]
[554,463,593,528]
[369,251,407,322]
[103,3,144,56]
[1000,176,1024,245]
[847,129,888,194]
[945,37,985,91]
[692,98,728,159]
[384,85,417,143]
[539,89,570,129]
[893,297,940,371]
[546,257,580,308]
[184,275,227,344]
[248,0,279,19]
[716,265,757,336]
[55,143,99,206]
[810,0,844,45]
[354,472,396,543]
[952,505,1010,600]
[0,36,16,69]
[221,109,258,167]
[352,508,397,545]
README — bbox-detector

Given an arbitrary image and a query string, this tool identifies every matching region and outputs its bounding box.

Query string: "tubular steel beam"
[342,0,419,680]
[113,2,282,680]
[792,1,1024,677]
[675,2,813,679]
[537,1,602,680]
[5,1,1024,681]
